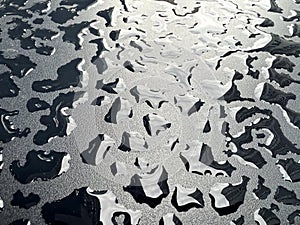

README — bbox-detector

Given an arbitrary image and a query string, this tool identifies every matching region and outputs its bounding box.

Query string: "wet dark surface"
[10,150,70,184]
[209,176,249,216]
[253,175,271,200]
[11,190,40,209]
[123,165,170,208]
[0,0,300,224]
[171,186,204,212]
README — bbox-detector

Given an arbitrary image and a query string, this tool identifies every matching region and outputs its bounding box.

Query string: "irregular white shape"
[165,136,179,151]
[176,185,201,206]
[288,9,298,17]
[73,92,89,108]
[254,82,265,100]
[87,188,141,225]
[130,85,167,109]
[90,20,103,35]
[119,131,148,152]
[143,113,171,136]
[78,28,89,50]
[126,14,147,24]
[41,0,51,13]
[139,165,165,198]
[232,126,248,138]
[111,78,126,93]
[111,161,127,176]
[262,55,276,79]
[281,107,299,129]
[233,154,259,169]
[81,134,115,166]
[200,79,232,99]
[288,24,294,36]
[276,164,292,182]
[209,183,230,208]
[230,143,238,153]
[66,116,77,136]
[260,128,274,146]
[164,64,191,88]
[180,141,232,176]
[254,209,267,225]
[251,33,272,50]
[253,118,261,124]
[124,60,147,72]
[106,97,132,124]
[160,213,181,225]
[95,96,111,106]
[116,98,132,121]
[102,96,111,105]
[77,58,88,88]
[226,106,242,119]
[174,93,203,116]
[134,157,150,171]
[100,78,126,93]
[0,197,3,210]
[253,192,259,200]
[58,154,71,175]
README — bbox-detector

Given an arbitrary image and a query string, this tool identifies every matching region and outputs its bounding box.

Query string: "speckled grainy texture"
[0,0,300,224]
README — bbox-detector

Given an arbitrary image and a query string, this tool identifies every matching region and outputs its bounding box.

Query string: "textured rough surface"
[0,0,300,224]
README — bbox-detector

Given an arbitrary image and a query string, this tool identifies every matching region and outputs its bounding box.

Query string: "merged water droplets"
[1,0,300,224]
